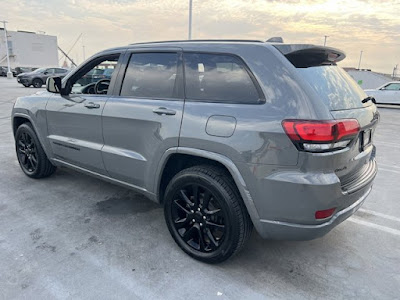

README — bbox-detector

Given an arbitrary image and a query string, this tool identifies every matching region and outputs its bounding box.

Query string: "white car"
[364,81,400,105]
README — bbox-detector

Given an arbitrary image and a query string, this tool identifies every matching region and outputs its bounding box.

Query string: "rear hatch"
[275,44,379,194]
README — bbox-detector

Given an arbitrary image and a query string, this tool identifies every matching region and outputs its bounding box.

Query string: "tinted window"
[93,69,104,75]
[103,69,114,77]
[55,68,66,74]
[121,52,180,99]
[71,55,120,95]
[297,66,369,111]
[184,53,260,103]
[384,83,400,90]
[33,68,46,73]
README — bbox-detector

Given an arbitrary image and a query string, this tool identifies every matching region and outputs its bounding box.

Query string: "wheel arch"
[12,114,36,137]
[12,113,53,160]
[155,147,261,226]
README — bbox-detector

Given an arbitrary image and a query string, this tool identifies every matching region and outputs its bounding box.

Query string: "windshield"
[33,68,46,73]
[297,66,370,111]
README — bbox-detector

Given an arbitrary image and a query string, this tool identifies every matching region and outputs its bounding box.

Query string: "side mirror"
[46,77,62,94]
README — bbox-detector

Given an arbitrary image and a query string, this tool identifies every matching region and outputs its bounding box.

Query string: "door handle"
[84,102,100,109]
[152,107,176,116]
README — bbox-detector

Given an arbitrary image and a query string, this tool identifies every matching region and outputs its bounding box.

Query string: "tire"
[164,165,253,263]
[32,78,43,88]
[23,83,30,87]
[15,123,56,178]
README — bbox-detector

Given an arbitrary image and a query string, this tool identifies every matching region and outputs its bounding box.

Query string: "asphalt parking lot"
[0,77,399,299]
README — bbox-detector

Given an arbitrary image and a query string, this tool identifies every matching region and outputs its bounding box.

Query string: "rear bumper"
[242,154,377,240]
[255,186,372,240]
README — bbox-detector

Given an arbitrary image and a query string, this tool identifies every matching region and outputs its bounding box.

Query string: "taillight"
[282,119,360,152]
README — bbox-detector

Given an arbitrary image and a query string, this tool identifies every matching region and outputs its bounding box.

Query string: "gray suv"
[16,67,69,88]
[11,40,378,263]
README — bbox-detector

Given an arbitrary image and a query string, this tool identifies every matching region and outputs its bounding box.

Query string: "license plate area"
[360,129,372,151]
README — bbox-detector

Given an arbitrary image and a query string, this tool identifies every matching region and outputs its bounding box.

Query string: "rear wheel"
[164,165,252,263]
[15,123,56,178]
[32,78,43,88]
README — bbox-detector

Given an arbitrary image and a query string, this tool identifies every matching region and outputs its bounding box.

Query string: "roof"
[99,40,346,66]
[129,39,264,46]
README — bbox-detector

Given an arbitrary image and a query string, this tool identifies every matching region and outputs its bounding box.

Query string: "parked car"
[13,67,35,77]
[12,40,379,263]
[364,81,400,105]
[16,67,69,88]
[0,66,8,76]
[102,68,114,79]
[76,68,105,86]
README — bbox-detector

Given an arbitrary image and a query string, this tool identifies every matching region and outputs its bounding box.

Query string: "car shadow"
[96,190,159,215]
[45,167,343,294]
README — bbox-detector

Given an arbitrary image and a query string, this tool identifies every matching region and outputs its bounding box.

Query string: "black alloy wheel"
[17,131,38,174]
[171,183,226,252]
[164,165,253,263]
[32,78,43,88]
[15,123,56,178]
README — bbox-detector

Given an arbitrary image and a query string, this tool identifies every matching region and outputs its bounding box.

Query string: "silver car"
[365,81,400,105]
[12,40,379,263]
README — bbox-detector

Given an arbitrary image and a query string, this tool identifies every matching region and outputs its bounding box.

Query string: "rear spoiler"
[273,44,346,68]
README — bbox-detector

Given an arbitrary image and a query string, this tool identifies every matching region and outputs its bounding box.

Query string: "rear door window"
[297,66,369,111]
[45,68,55,75]
[121,52,182,99]
[184,53,262,104]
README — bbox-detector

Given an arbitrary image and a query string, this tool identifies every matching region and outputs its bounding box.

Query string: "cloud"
[0,0,398,72]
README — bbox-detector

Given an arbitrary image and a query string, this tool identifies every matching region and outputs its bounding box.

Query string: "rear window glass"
[297,66,369,111]
[184,53,261,104]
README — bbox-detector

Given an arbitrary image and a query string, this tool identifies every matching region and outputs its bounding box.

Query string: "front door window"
[70,55,119,95]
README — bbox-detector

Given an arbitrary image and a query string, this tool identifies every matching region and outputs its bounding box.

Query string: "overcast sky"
[1,0,399,73]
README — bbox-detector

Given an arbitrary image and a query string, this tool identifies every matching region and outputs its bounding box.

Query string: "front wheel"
[164,165,253,263]
[15,123,56,178]
[32,78,43,88]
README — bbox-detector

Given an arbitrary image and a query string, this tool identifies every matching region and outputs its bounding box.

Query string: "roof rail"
[129,39,264,45]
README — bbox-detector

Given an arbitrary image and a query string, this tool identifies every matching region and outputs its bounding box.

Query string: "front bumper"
[17,77,31,85]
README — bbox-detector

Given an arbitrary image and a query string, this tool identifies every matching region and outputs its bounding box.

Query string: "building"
[0,29,59,69]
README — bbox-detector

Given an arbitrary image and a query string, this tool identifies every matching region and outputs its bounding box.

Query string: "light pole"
[393,64,398,79]
[357,50,363,70]
[188,0,193,40]
[324,35,329,46]
[1,20,12,79]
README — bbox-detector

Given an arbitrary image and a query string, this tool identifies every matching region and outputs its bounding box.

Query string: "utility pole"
[188,0,193,40]
[1,20,12,79]
[324,35,329,46]
[358,50,363,70]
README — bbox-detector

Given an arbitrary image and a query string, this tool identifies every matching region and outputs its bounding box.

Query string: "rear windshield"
[297,66,370,111]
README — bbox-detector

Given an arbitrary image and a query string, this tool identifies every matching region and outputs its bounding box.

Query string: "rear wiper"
[362,96,376,104]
